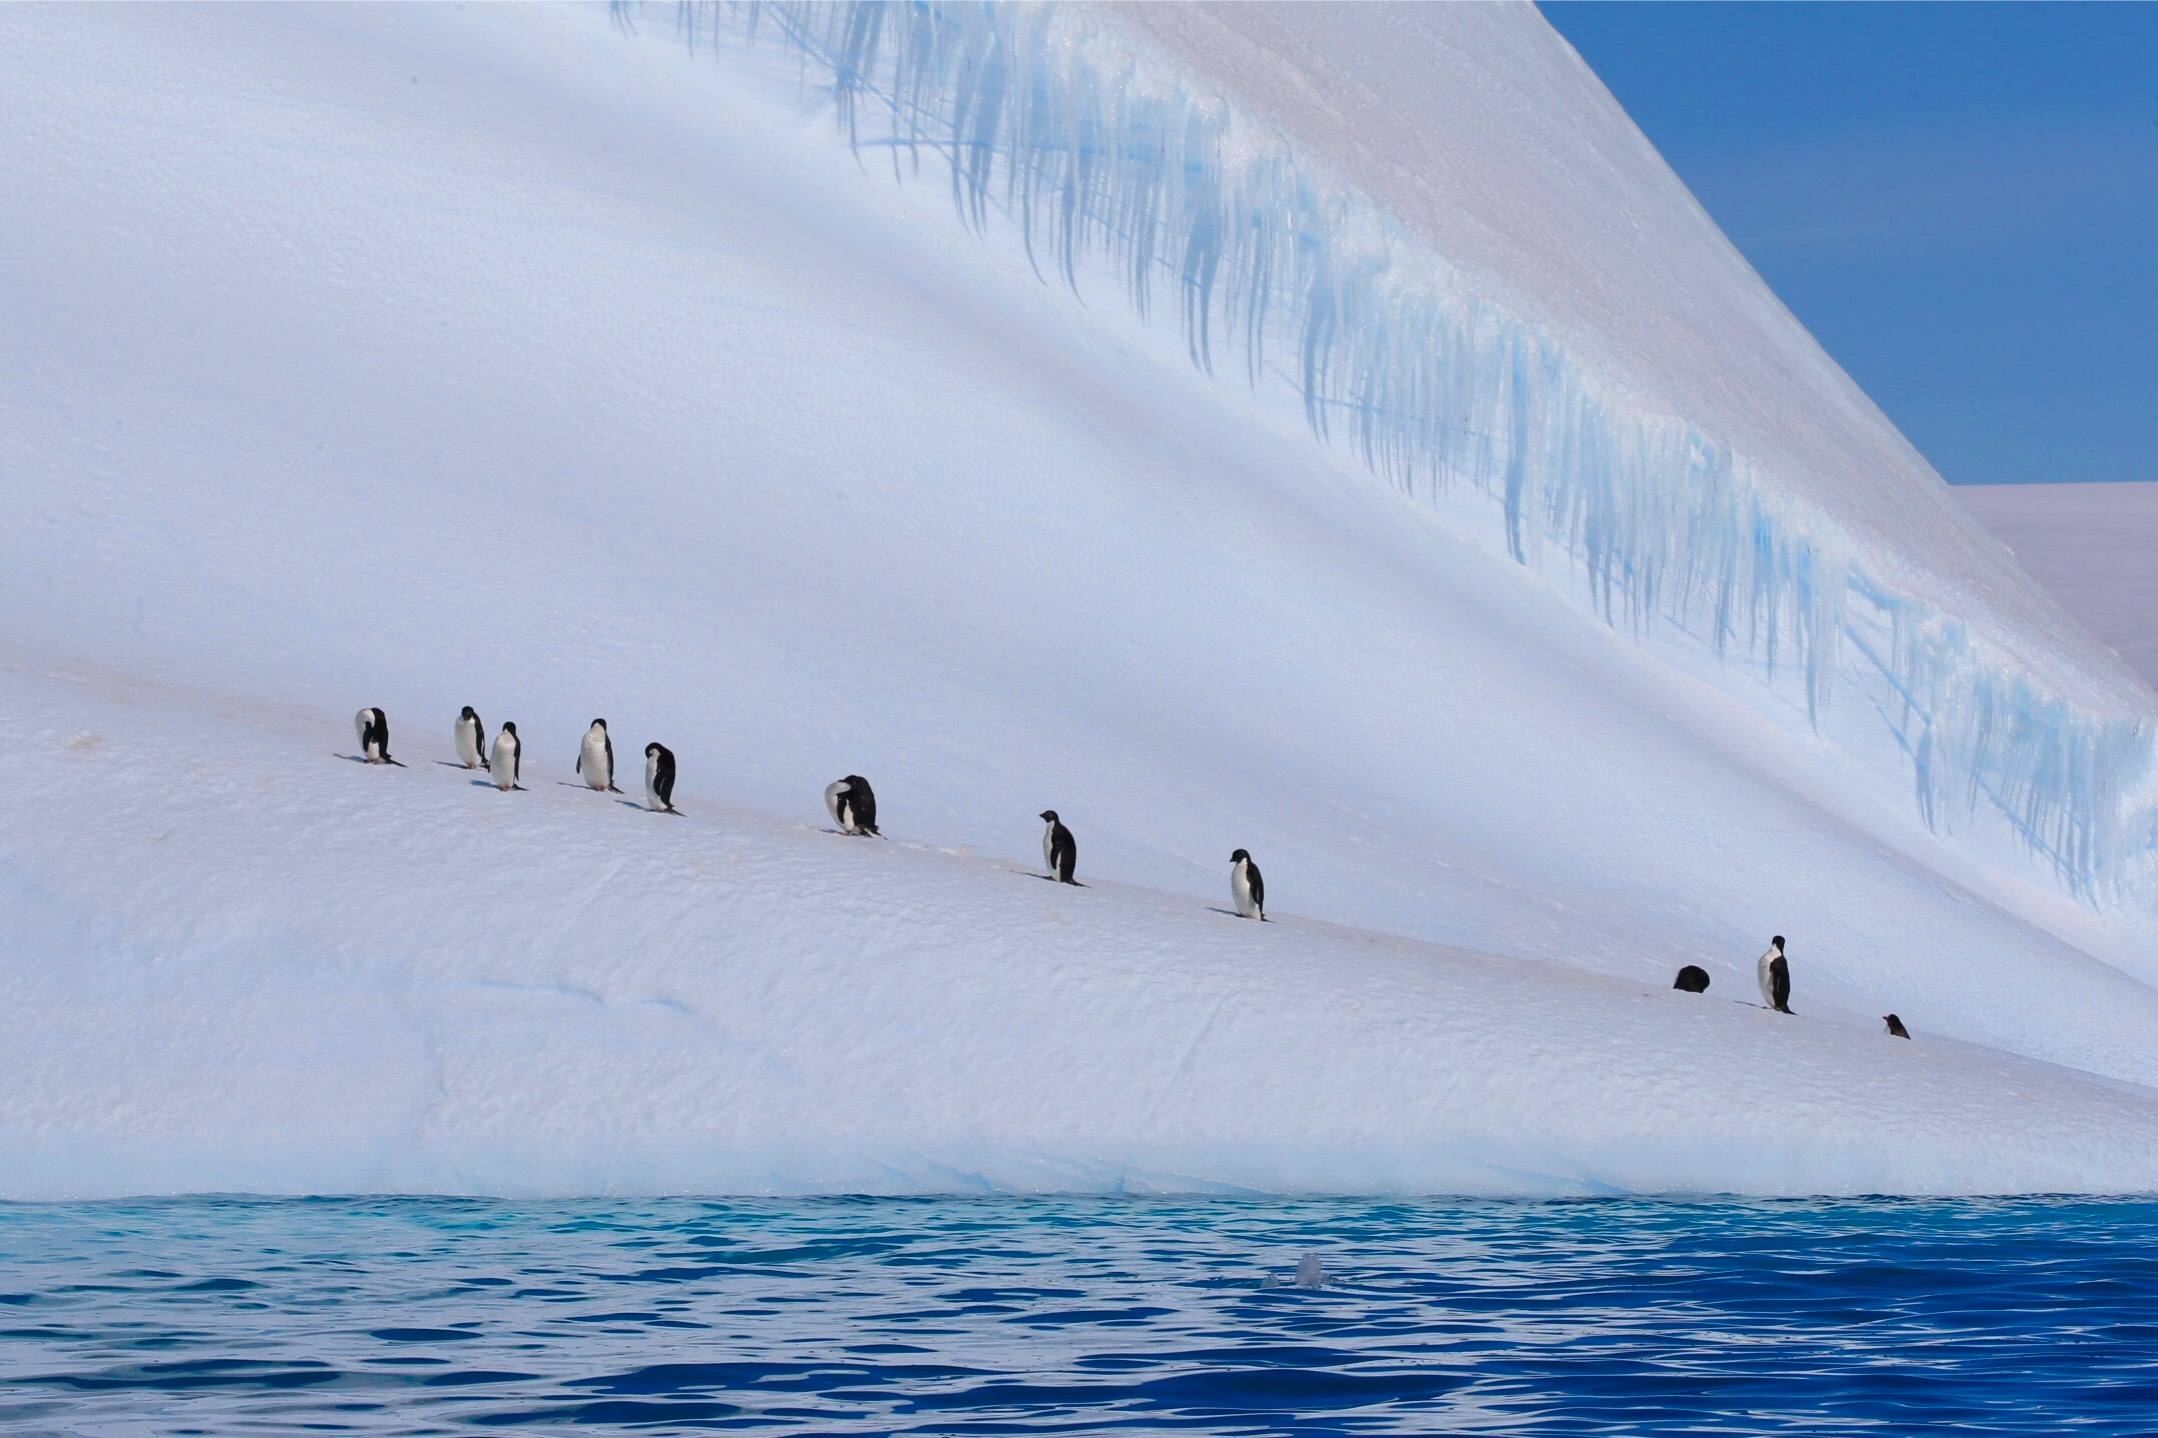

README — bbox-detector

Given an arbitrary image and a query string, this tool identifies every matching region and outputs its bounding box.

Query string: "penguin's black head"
[1883,1014,1899,1024]
[502,721,517,735]
[645,742,661,757]
[592,718,607,730]
[461,705,477,720]
[846,774,868,787]
[1231,848,1250,863]
[1039,810,1059,824]
[1771,935,1785,949]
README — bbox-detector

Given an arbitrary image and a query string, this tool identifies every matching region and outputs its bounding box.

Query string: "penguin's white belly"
[824,782,847,830]
[455,721,482,768]
[581,733,611,789]
[1232,865,1258,917]
[1043,829,1056,872]
[493,740,518,788]
[354,710,378,761]
[646,754,663,809]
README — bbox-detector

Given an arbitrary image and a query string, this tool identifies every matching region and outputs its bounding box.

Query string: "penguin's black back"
[1673,965,1710,993]
[846,775,878,833]
[1769,954,1792,1013]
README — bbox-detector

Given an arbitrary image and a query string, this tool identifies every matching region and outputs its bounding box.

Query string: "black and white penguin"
[491,721,523,790]
[1883,1013,1911,1039]
[454,706,489,770]
[1757,935,1792,1014]
[1229,848,1265,920]
[353,707,400,765]
[1673,965,1710,993]
[644,742,678,813]
[1039,810,1077,885]
[576,719,621,793]
[824,775,880,836]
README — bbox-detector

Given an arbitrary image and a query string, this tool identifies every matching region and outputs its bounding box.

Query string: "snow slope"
[4,2,2157,1197]
[1958,483,2158,692]
[11,659,2158,1201]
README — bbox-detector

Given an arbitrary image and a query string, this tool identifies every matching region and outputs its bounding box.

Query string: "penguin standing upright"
[454,706,489,770]
[1757,935,1792,1014]
[491,722,523,790]
[1229,848,1266,920]
[353,707,400,765]
[824,775,880,836]
[644,742,678,814]
[576,719,621,793]
[1039,810,1077,885]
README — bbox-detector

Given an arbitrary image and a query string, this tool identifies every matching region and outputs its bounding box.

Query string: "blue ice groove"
[626,1,2154,907]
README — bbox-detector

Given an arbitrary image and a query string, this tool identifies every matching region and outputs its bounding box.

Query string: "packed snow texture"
[6,2,2158,1198]
[11,663,2158,1202]
[670,0,2158,907]
[1958,483,2158,692]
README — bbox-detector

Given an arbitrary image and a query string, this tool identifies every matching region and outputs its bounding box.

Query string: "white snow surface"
[4,2,2158,1198]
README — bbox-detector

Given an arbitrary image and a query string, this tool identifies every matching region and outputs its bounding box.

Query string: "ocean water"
[2,1195,2155,1435]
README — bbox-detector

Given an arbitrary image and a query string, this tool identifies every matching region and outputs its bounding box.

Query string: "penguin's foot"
[609,785,624,794]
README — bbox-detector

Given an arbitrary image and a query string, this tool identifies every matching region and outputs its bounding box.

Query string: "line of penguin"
[354,706,1271,918]
[1673,937,1912,1041]
[362,707,1913,1030]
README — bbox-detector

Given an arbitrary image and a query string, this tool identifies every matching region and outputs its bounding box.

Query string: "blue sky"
[1540,2,2157,486]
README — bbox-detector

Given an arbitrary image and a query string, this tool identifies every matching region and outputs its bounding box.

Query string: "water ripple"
[1,1195,2155,1433]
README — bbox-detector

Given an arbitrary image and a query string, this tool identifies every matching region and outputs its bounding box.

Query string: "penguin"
[1039,810,1077,885]
[1229,848,1265,920]
[1884,1013,1911,1040]
[454,706,489,770]
[824,775,880,836]
[1757,935,1792,1014]
[576,719,621,793]
[353,707,400,765]
[644,741,678,814]
[1673,965,1710,993]
[491,722,523,790]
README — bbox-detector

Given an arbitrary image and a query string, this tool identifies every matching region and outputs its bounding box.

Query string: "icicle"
[633,0,2157,909]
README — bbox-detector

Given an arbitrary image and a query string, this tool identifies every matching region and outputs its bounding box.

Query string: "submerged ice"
[635,0,2156,908]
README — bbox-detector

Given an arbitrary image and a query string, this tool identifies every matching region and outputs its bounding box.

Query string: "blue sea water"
[2,1195,2155,1435]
